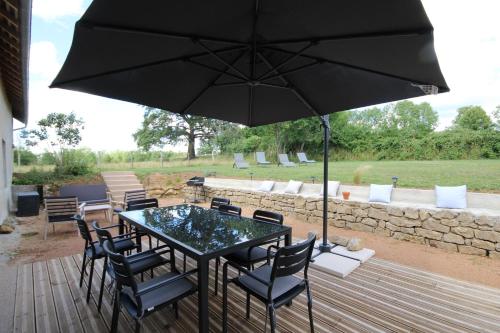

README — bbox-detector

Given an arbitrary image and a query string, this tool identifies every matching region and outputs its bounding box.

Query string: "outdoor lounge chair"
[297,152,316,164]
[103,240,197,333]
[233,153,250,169]
[278,154,296,167]
[44,196,83,240]
[214,210,284,295]
[256,151,271,165]
[60,184,113,222]
[222,233,316,333]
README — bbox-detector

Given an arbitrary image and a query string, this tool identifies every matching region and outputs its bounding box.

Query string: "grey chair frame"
[277,154,297,167]
[256,151,271,165]
[233,153,250,169]
[297,152,316,164]
[222,234,316,333]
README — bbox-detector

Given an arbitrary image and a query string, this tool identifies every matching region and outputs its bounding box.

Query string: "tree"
[21,112,84,163]
[387,101,438,136]
[493,105,500,129]
[133,107,224,159]
[453,106,492,130]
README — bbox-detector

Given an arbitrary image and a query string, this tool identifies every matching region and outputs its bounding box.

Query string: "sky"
[24,0,500,152]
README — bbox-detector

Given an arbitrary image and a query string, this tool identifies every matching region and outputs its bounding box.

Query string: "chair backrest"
[126,198,159,211]
[124,190,147,205]
[271,233,316,281]
[45,196,79,221]
[253,210,283,225]
[102,241,139,303]
[210,197,230,210]
[59,184,108,204]
[256,151,267,163]
[234,153,245,163]
[92,221,116,251]
[74,215,93,244]
[218,204,241,216]
[278,154,290,163]
[297,152,307,162]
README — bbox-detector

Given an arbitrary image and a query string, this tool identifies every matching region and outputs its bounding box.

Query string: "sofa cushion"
[435,185,467,209]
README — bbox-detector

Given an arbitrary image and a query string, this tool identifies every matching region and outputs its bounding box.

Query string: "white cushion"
[320,181,340,197]
[284,180,303,194]
[435,185,467,209]
[369,184,393,203]
[257,180,275,192]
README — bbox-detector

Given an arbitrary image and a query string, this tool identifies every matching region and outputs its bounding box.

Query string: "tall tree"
[387,101,438,136]
[453,106,492,130]
[133,107,223,159]
[21,112,84,163]
[493,105,500,129]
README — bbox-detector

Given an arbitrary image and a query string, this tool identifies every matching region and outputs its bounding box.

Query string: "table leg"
[198,258,209,333]
[285,230,292,246]
[118,216,124,235]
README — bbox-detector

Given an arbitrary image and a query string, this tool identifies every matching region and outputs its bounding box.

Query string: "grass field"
[14,158,500,192]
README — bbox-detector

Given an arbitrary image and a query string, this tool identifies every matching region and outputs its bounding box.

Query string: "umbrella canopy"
[51,0,448,127]
[52,0,448,255]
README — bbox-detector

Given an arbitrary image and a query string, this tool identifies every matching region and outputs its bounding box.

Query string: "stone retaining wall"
[184,185,500,259]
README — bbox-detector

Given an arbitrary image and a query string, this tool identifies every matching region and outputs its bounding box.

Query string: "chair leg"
[246,293,251,319]
[86,259,95,303]
[183,254,187,273]
[214,257,220,295]
[44,222,49,240]
[98,257,107,312]
[111,289,120,333]
[222,262,229,333]
[306,281,315,333]
[79,253,87,287]
[134,319,141,333]
[173,302,179,319]
[268,305,277,333]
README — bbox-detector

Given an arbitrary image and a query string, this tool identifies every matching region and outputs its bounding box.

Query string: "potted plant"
[342,191,350,200]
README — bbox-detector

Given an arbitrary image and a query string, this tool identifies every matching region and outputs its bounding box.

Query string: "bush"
[54,149,96,176]
[13,149,38,165]
[12,168,55,185]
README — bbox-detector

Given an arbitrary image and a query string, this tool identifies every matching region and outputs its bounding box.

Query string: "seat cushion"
[48,214,75,223]
[128,251,169,274]
[85,237,136,259]
[121,272,196,316]
[237,265,304,301]
[224,246,269,265]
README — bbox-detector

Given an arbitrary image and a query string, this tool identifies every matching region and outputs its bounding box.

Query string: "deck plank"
[13,263,35,333]
[47,258,84,333]
[0,265,18,333]
[33,261,59,333]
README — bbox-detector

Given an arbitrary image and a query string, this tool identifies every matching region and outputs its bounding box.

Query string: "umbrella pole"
[318,115,332,253]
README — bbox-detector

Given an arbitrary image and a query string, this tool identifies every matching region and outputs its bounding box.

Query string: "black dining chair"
[93,221,173,312]
[75,216,139,304]
[126,198,159,248]
[222,233,316,333]
[214,210,284,295]
[103,240,198,333]
[210,197,230,210]
[218,204,242,216]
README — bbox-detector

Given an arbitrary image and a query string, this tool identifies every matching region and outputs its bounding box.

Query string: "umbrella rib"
[256,42,315,81]
[79,20,249,46]
[196,40,250,81]
[263,45,446,88]
[179,50,248,115]
[260,61,321,82]
[257,52,322,118]
[186,59,248,82]
[258,28,432,46]
[50,45,247,88]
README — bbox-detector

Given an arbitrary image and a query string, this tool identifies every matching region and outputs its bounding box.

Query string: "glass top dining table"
[119,204,292,333]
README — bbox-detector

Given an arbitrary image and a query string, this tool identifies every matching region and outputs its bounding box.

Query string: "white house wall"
[0,79,13,224]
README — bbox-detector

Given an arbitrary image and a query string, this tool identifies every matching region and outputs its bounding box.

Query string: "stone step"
[101,171,135,176]
[105,180,142,186]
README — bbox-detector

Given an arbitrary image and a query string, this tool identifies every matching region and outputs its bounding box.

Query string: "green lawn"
[15,158,499,192]
[98,159,500,193]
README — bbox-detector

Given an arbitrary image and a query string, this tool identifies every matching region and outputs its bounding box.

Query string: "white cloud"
[29,41,60,79]
[32,0,85,21]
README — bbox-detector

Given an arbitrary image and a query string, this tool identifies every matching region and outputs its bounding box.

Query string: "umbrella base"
[317,242,334,253]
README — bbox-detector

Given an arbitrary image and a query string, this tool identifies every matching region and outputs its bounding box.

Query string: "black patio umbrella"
[52,1,448,254]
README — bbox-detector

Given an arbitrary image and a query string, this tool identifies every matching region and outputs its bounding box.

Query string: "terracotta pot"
[342,191,350,200]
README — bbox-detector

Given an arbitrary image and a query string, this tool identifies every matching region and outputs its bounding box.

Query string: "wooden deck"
[2,251,500,333]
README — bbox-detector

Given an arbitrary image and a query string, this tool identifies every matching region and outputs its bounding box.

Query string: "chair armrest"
[127,247,171,264]
[224,260,271,286]
[267,245,280,265]
[137,268,198,296]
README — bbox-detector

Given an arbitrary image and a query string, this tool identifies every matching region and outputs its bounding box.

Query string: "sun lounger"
[233,153,249,169]
[297,152,316,164]
[255,151,271,165]
[278,153,296,167]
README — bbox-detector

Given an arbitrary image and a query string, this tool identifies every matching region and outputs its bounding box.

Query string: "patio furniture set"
[45,184,315,333]
[235,151,316,169]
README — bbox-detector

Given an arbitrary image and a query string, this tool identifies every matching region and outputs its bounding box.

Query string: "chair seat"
[236,265,305,302]
[85,237,136,259]
[223,246,269,265]
[83,204,112,212]
[48,214,75,223]
[121,272,197,317]
[113,207,123,214]
[129,251,169,273]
